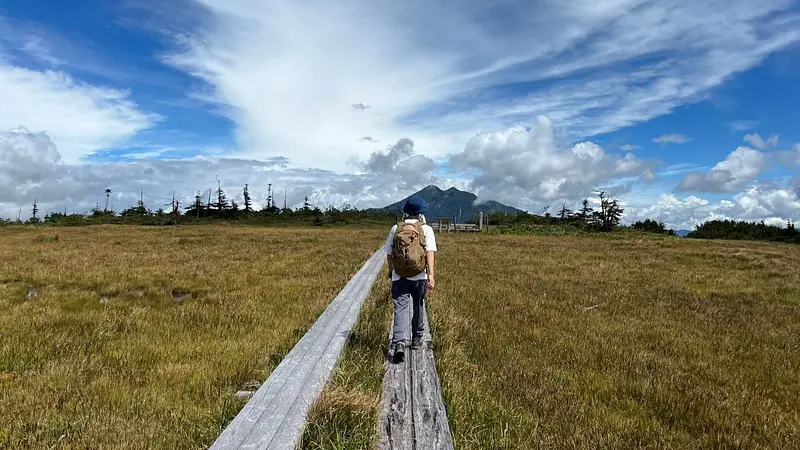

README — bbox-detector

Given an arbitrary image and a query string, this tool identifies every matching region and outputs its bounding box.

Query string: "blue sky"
[1,0,799,228]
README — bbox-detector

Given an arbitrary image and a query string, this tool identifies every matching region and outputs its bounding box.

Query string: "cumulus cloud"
[678,147,766,192]
[360,138,437,188]
[4,126,798,230]
[0,127,443,220]
[625,193,712,230]
[776,144,800,168]
[0,127,297,217]
[448,116,660,207]
[678,142,800,193]
[626,185,800,230]
[653,133,691,144]
[0,127,66,201]
[743,132,779,150]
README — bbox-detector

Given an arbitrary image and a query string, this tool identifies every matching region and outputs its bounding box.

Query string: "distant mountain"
[676,229,692,237]
[375,185,524,222]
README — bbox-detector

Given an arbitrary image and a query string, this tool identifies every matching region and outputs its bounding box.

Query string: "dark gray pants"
[391,278,427,344]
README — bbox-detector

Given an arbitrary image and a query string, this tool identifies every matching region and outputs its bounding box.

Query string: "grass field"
[0,224,383,449]
[304,233,800,449]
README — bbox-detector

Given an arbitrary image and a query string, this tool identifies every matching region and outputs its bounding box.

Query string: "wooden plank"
[377,301,455,449]
[210,249,385,450]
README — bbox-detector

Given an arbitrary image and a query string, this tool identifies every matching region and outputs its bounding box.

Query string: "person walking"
[384,195,437,363]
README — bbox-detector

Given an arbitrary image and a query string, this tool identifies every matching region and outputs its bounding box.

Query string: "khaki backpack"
[390,221,427,278]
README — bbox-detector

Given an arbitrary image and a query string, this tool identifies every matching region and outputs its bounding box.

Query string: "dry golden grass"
[432,234,800,449]
[304,233,800,449]
[0,224,384,450]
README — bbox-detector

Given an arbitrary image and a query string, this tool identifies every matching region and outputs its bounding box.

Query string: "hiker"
[384,195,437,363]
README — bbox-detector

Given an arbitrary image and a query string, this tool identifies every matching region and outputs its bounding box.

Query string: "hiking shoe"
[393,341,406,363]
[411,337,423,350]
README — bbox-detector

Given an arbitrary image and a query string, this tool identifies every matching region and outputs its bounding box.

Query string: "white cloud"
[0,127,442,219]
[359,138,437,189]
[776,144,800,167]
[448,115,660,208]
[3,126,798,232]
[625,185,800,230]
[728,120,760,132]
[678,146,766,192]
[678,141,800,193]
[0,65,160,163]
[653,133,691,144]
[154,0,800,172]
[743,132,779,150]
[621,144,639,151]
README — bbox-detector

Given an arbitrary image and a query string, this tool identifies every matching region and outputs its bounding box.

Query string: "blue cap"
[403,195,428,214]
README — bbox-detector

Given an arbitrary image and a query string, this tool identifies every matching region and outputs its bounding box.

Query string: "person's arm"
[385,225,396,279]
[426,250,435,291]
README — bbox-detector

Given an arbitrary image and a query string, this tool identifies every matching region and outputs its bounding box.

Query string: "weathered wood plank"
[377,301,455,449]
[210,249,385,450]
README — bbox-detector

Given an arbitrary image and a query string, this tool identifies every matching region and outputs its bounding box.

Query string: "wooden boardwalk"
[210,249,385,450]
[377,304,455,449]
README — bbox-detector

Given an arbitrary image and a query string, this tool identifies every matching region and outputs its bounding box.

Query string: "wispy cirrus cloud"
[150,0,800,172]
[0,65,161,163]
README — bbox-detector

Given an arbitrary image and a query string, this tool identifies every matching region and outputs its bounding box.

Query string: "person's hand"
[427,276,435,292]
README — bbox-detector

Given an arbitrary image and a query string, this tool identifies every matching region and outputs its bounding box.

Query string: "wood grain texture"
[210,250,385,450]
[377,302,455,449]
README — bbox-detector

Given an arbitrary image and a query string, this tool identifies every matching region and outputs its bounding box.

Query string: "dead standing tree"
[592,191,624,231]
[243,184,253,213]
[104,188,112,212]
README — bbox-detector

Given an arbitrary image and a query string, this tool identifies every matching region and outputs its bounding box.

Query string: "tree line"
[688,219,798,244]
[1,182,397,227]
[3,185,797,245]
[485,191,650,233]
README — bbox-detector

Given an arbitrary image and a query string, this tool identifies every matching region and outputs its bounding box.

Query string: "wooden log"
[210,249,385,450]
[377,301,455,449]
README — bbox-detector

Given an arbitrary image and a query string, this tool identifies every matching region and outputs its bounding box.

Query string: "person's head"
[403,195,428,219]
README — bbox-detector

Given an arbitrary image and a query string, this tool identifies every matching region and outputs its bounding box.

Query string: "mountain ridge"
[372,185,524,222]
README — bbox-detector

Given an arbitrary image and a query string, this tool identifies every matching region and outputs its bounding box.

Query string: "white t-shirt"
[384,219,437,282]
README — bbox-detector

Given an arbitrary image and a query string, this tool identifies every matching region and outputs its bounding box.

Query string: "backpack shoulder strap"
[392,222,404,243]
[412,221,427,248]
